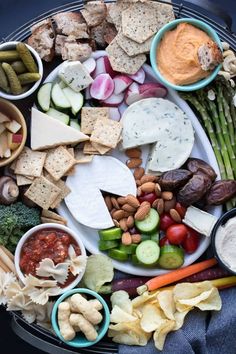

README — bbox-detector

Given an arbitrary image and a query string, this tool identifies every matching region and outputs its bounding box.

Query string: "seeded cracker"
[15,147,46,177]
[106,1,131,30]
[42,209,67,223]
[106,37,146,74]
[44,146,76,181]
[90,117,122,148]
[43,171,71,209]
[25,176,61,210]
[116,30,153,56]
[122,2,159,44]
[81,107,109,134]
[16,174,34,186]
[150,1,175,29]
[41,217,66,225]
[74,149,94,163]
[91,142,111,155]
[81,0,107,27]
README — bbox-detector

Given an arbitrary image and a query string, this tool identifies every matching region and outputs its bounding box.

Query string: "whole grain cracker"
[43,172,71,209]
[116,30,153,56]
[65,147,75,176]
[91,141,111,155]
[83,141,100,155]
[41,217,67,225]
[106,1,131,30]
[81,107,109,134]
[42,209,67,223]
[150,1,175,29]
[25,176,61,209]
[106,37,146,74]
[15,147,46,177]
[44,146,76,181]
[81,0,107,27]
[90,117,122,148]
[16,174,34,186]
[122,2,159,44]
[74,149,94,163]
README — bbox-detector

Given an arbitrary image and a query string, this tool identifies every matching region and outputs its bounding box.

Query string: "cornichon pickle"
[2,62,22,95]
[0,63,10,92]
[18,72,41,85]
[16,42,38,73]
[0,50,20,62]
[11,60,27,74]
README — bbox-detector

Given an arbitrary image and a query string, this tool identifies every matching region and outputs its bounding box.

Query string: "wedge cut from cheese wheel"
[31,108,89,150]
[121,98,194,173]
[65,156,136,229]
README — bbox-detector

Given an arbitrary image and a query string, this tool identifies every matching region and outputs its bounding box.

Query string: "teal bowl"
[51,288,110,348]
[150,18,223,91]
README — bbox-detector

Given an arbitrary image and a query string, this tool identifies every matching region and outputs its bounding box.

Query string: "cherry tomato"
[160,213,175,231]
[166,224,188,245]
[175,202,187,219]
[182,227,200,253]
[138,192,157,205]
[159,236,170,247]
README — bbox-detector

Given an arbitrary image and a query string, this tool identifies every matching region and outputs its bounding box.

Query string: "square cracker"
[43,172,71,209]
[42,209,67,223]
[65,147,75,176]
[106,37,146,74]
[41,217,66,225]
[83,141,100,155]
[90,117,122,148]
[44,146,76,181]
[15,147,46,177]
[116,30,153,56]
[106,1,131,30]
[16,174,34,186]
[122,2,159,44]
[74,149,94,163]
[25,176,61,209]
[91,142,111,155]
[81,107,109,134]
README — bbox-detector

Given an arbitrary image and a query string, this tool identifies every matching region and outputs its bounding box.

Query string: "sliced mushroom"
[0,176,19,205]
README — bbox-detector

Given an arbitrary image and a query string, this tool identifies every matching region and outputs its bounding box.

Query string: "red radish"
[125,82,140,105]
[82,57,96,74]
[90,73,114,100]
[85,86,92,100]
[102,91,124,107]
[113,75,133,95]
[118,101,128,116]
[128,67,145,84]
[139,83,168,98]
[109,107,121,121]
[91,50,107,60]
[93,56,116,78]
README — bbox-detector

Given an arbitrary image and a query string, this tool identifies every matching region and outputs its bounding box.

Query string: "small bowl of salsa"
[14,223,87,294]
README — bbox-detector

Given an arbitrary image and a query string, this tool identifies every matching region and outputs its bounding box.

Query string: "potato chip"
[109,320,150,346]
[140,303,164,333]
[111,290,133,314]
[173,310,189,331]
[132,290,158,308]
[157,290,176,320]
[153,319,176,351]
[110,305,137,323]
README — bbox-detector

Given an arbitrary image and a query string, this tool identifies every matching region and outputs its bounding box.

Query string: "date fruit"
[158,169,192,191]
[186,158,217,181]
[205,180,236,205]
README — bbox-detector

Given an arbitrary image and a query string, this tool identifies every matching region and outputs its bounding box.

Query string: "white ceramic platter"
[44,51,222,276]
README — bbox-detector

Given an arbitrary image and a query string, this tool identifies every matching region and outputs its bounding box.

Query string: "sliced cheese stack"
[121,98,194,174]
[65,156,137,229]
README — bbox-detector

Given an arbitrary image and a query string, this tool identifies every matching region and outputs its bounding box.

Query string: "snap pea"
[16,42,38,73]
[108,249,129,262]
[11,60,27,74]
[2,62,22,95]
[98,240,119,251]
[0,63,10,92]
[0,50,20,62]
[18,72,41,85]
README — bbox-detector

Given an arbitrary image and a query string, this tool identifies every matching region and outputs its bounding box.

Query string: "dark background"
[0,1,236,353]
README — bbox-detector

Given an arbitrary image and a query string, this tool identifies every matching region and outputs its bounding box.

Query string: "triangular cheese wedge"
[31,108,89,150]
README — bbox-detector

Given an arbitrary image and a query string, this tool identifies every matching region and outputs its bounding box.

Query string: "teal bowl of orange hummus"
[150,18,223,91]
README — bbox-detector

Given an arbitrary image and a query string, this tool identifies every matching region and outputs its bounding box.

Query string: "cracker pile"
[106,0,175,74]
[12,146,90,210]
[81,107,122,155]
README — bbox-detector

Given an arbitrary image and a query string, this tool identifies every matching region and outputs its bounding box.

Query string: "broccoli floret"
[0,202,41,252]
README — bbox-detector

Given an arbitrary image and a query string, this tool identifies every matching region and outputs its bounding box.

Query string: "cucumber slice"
[150,232,159,243]
[51,83,71,110]
[99,240,119,251]
[119,244,133,255]
[158,245,184,269]
[141,234,151,241]
[99,227,122,241]
[136,240,160,265]
[70,119,81,131]
[37,83,52,112]
[108,249,129,261]
[135,208,160,234]
[63,87,84,115]
[46,108,70,125]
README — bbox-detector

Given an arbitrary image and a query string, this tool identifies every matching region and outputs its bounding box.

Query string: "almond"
[113,219,120,228]
[152,198,160,208]
[125,148,141,158]
[140,174,157,184]
[111,197,120,209]
[121,232,132,245]
[156,198,164,215]
[117,196,127,205]
[141,182,155,193]
[141,201,151,208]
[136,179,141,186]
[119,218,128,231]
[126,194,140,208]
[155,183,162,197]
[134,167,145,180]
[135,203,151,221]
[137,186,142,197]
[161,191,173,201]
[164,196,176,212]
[112,209,130,221]
[126,158,142,169]
[104,196,112,211]
[126,215,134,228]
[170,208,182,223]
[131,234,142,244]
[122,203,136,213]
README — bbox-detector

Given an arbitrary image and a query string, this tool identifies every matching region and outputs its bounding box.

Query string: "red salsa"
[20,228,81,287]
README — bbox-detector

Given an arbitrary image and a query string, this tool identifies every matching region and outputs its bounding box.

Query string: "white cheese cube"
[59,61,93,92]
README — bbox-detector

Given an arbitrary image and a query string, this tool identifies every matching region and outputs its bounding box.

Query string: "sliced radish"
[118,101,128,117]
[109,107,121,121]
[91,50,108,60]
[85,86,92,100]
[103,56,116,78]
[128,67,145,84]
[93,56,116,78]
[139,82,168,98]
[113,75,133,95]
[90,73,114,100]
[102,92,124,107]
[125,82,140,105]
[82,57,96,74]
